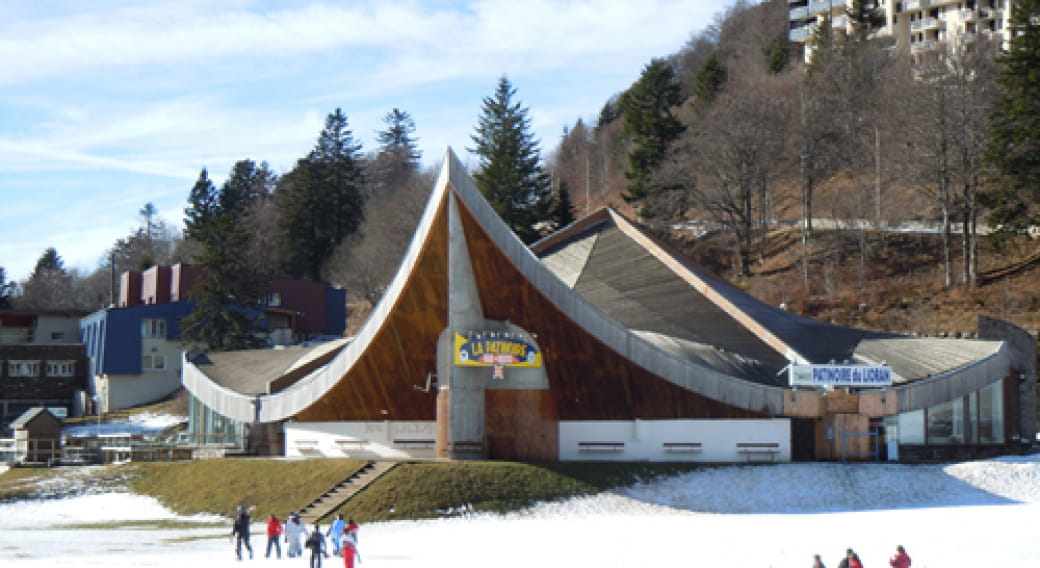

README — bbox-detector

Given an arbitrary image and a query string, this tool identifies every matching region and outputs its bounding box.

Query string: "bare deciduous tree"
[675,74,794,276]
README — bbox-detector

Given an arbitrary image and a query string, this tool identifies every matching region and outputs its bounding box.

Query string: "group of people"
[231,506,361,567]
[813,545,911,568]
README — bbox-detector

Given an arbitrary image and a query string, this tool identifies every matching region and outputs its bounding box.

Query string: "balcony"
[911,17,943,31]
[809,0,836,16]
[910,39,938,53]
[790,6,810,20]
[790,25,815,42]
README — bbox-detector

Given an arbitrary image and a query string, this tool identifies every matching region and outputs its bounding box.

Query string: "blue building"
[80,264,346,412]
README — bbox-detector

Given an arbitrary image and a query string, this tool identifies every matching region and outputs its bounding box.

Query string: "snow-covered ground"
[3,453,1039,567]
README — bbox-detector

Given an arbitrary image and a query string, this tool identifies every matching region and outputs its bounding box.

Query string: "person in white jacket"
[284,512,306,558]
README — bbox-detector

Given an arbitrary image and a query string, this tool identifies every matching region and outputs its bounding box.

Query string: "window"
[142,354,167,371]
[926,398,966,444]
[977,381,1004,443]
[50,331,65,341]
[262,292,282,307]
[8,360,40,377]
[46,360,75,377]
[141,318,167,338]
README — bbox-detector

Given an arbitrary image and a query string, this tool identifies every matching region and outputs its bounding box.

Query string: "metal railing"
[790,6,810,20]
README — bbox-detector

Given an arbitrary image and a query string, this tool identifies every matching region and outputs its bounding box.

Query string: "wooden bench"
[294,439,317,448]
[452,441,483,452]
[334,439,367,451]
[736,442,780,462]
[393,439,435,449]
[578,441,625,453]
[663,442,703,453]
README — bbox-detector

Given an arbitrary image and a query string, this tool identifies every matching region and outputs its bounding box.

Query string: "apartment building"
[0,310,90,432]
[789,0,1012,57]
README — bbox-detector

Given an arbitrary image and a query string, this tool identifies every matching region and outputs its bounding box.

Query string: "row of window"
[141,318,166,338]
[4,360,76,377]
[4,357,167,376]
[890,380,1004,445]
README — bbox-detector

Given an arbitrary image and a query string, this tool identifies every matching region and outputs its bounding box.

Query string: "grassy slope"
[0,460,700,522]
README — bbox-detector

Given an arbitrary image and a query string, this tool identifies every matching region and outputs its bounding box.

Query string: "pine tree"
[19,248,74,309]
[220,159,276,216]
[370,108,422,195]
[278,108,366,281]
[619,58,686,211]
[847,0,885,41]
[184,169,218,240]
[0,267,15,309]
[181,162,269,351]
[377,108,421,167]
[179,212,267,352]
[551,179,577,230]
[469,76,552,243]
[765,36,791,74]
[986,0,1040,235]
[692,51,727,105]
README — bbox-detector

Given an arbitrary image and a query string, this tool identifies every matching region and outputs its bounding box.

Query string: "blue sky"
[0,0,725,283]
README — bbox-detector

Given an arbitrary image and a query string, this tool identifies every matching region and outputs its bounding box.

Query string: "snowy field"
[3,453,1040,567]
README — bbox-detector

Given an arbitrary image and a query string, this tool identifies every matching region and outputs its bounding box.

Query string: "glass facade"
[187,395,245,446]
[893,380,1004,446]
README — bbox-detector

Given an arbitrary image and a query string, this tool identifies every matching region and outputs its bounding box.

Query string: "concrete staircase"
[297,460,397,524]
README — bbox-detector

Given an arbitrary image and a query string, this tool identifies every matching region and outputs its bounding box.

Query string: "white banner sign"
[789,364,892,387]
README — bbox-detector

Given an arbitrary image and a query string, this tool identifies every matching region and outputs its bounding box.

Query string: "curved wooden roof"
[183,148,1012,424]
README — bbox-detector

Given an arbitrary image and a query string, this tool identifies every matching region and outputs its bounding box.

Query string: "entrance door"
[790,417,816,461]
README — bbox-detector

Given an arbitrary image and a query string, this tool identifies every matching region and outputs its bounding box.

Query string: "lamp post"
[92,393,102,437]
[92,392,103,466]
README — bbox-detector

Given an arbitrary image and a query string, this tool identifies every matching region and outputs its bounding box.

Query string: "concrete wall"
[979,315,1037,444]
[283,420,437,459]
[558,419,791,462]
[101,369,182,412]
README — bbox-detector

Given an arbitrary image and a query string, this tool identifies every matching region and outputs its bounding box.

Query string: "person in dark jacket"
[305,523,329,568]
[838,547,862,568]
[231,505,253,560]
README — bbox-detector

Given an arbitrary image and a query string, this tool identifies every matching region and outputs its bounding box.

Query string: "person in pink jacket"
[889,545,911,568]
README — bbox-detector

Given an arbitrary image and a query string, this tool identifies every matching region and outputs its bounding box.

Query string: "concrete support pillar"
[436,195,488,459]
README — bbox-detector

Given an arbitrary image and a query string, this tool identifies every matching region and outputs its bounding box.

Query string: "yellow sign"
[453,333,542,367]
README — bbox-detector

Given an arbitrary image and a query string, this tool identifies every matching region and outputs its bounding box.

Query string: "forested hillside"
[4,0,1039,341]
[547,0,1040,336]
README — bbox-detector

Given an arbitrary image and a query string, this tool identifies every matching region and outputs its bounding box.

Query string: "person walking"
[345,518,359,542]
[838,548,860,568]
[889,545,911,568]
[327,513,346,557]
[285,512,306,558]
[812,553,827,568]
[305,523,329,568]
[230,505,254,561]
[340,526,361,568]
[265,513,283,559]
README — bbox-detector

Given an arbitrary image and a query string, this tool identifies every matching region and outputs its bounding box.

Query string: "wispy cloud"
[0,0,722,281]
